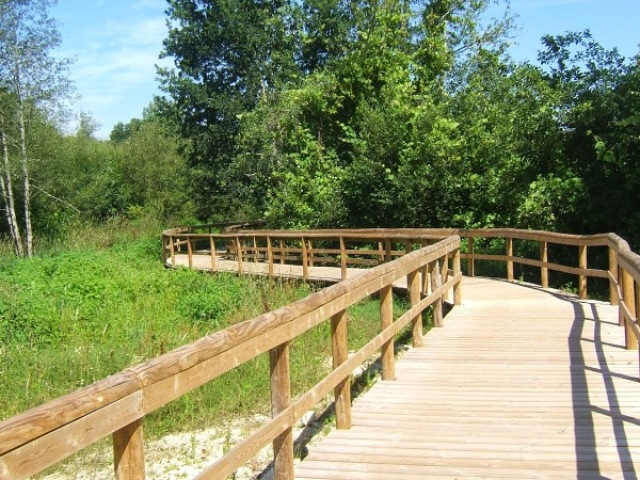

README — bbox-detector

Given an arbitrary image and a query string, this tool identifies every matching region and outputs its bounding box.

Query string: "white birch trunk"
[18,102,32,257]
[0,127,24,256]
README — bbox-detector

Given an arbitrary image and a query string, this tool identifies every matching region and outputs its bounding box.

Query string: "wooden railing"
[2,226,639,480]
[162,226,640,352]
[0,234,461,480]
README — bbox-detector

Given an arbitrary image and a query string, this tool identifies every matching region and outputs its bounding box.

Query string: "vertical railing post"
[236,236,244,274]
[609,246,619,306]
[467,237,475,277]
[506,237,514,281]
[384,238,392,263]
[279,240,285,265]
[162,236,168,266]
[169,236,176,267]
[453,247,462,306]
[621,269,637,350]
[431,260,443,327]
[252,236,258,263]
[331,309,351,429]
[187,237,193,269]
[340,236,347,281]
[579,244,588,300]
[210,236,217,272]
[113,419,145,480]
[619,265,625,327]
[421,240,429,295]
[404,240,412,256]
[270,342,293,480]
[380,284,395,380]
[540,240,549,289]
[441,253,450,301]
[307,239,314,267]
[407,270,422,347]
[267,236,274,277]
[301,237,309,279]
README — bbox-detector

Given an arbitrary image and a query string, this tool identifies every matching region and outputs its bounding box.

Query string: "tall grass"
[1,218,415,441]
[0,219,311,431]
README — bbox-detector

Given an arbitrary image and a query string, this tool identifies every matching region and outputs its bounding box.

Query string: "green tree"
[0,0,72,256]
[159,0,300,219]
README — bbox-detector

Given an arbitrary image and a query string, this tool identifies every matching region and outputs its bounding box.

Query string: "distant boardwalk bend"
[0,226,639,479]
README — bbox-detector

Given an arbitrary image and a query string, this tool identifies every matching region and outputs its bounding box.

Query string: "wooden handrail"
[3,225,640,479]
[0,235,461,480]
[161,226,639,351]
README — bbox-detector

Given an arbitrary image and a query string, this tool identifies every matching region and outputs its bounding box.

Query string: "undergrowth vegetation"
[0,220,416,439]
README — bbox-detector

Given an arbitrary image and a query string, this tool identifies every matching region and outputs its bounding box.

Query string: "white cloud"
[55,1,172,137]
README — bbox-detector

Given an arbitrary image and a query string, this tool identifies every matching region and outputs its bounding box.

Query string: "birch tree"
[0,0,71,256]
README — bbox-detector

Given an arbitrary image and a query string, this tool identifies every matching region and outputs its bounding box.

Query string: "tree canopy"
[2,0,640,253]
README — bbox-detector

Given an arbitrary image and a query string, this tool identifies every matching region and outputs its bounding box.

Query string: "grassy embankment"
[0,218,415,440]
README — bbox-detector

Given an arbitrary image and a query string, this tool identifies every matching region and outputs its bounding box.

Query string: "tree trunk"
[0,127,24,256]
[18,106,32,257]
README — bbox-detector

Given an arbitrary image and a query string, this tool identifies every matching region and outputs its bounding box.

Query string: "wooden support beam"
[621,269,637,350]
[278,240,285,264]
[467,237,475,277]
[540,241,549,289]
[441,254,449,300]
[340,237,347,281]
[187,237,193,269]
[307,240,314,267]
[210,236,217,272]
[609,247,619,306]
[404,240,412,256]
[331,310,351,429]
[407,270,422,347]
[431,260,443,327]
[270,342,293,480]
[506,237,514,281]
[113,419,145,480]
[169,236,175,267]
[301,237,309,279]
[380,284,395,381]
[453,248,462,306]
[267,236,274,278]
[235,237,244,274]
[384,238,392,263]
[252,236,258,263]
[579,244,587,300]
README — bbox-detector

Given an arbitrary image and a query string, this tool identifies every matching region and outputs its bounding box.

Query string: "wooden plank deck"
[171,254,639,479]
[296,277,639,480]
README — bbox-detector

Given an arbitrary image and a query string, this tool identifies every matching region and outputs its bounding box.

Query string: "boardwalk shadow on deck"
[570,300,638,479]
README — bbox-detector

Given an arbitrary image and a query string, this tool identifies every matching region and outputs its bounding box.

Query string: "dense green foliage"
[0,226,413,438]
[157,0,640,249]
[0,232,308,424]
[0,1,637,251]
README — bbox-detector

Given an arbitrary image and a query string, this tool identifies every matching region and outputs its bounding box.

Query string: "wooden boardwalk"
[296,277,639,480]
[170,254,639,479]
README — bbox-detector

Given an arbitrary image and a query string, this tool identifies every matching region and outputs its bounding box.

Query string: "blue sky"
[52,0,640,139]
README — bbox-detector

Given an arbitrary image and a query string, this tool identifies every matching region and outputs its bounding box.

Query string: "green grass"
[0,218,426,447]
[0,232,310,429]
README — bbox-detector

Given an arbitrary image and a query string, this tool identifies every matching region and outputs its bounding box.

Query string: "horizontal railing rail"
[163,227,611,296]
[162,226,639,352]
[0,235,462,480]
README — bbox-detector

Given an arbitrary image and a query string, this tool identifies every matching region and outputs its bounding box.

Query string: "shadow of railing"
[570,300,638,479]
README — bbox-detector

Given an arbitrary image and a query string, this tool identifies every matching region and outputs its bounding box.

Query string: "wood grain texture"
[113,419,145,480]
[296,277,639,480]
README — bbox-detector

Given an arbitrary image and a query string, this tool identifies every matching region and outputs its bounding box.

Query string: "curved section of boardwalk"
[296,278,639,480]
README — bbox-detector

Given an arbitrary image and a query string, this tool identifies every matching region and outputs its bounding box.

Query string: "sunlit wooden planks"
[296,277,639,480]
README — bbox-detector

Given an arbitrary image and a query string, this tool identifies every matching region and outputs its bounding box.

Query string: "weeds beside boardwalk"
[0,219,396,443]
